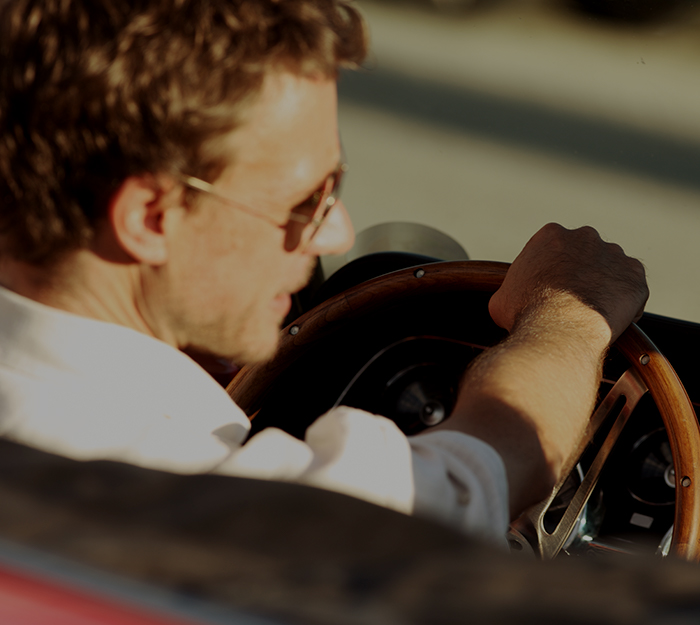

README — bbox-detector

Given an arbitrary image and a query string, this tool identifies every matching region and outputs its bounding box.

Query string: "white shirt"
[0,286,509,542]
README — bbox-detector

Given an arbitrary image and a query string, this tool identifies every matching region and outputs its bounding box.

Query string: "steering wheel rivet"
[639,354,650,366]
[414,268,425,279]
[289,325,300,336]
[682,476,692,488]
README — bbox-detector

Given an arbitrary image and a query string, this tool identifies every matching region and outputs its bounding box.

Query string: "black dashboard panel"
[248,289,504,439]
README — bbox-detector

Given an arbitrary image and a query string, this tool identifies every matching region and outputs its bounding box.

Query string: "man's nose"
[305,200,355,257]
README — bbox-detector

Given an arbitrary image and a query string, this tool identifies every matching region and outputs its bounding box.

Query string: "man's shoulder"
[0,285,250,471]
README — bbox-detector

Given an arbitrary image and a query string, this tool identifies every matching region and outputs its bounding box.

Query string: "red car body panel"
[0,564,202,625]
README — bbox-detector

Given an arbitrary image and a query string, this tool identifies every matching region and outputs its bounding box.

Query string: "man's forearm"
[433,292,609,520]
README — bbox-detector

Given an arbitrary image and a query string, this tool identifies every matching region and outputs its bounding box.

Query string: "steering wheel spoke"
[516,368,648,559]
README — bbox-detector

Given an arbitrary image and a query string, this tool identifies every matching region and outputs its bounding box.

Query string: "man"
[0,0,646,542]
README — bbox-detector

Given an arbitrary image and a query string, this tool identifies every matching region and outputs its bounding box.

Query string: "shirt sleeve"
[215,406,509,542]
[409,429,510,544]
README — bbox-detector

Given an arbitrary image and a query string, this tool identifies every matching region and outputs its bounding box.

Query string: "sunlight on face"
[158,71,351,364]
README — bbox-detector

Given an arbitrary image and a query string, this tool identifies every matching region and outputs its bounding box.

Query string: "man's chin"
[183,329,280,373]
[229,332,281,367]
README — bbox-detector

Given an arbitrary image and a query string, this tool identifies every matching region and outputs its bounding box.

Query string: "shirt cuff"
[409,429,510,544]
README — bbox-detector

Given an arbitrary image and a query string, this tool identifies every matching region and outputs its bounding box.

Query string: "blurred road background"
[331,0,700,322]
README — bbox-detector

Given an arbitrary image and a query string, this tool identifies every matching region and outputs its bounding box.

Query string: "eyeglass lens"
[285,163,346,252]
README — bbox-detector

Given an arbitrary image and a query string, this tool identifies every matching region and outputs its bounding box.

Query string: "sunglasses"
[179,159,348,252]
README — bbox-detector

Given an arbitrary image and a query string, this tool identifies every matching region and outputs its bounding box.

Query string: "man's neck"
[0,250,157,338]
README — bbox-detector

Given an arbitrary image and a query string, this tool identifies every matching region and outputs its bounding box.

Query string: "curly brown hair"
[0,0,367,264]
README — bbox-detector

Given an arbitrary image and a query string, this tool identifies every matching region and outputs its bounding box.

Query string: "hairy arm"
[431,224,648,520]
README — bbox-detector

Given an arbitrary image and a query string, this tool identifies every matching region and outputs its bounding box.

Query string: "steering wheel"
[227,260,700,562]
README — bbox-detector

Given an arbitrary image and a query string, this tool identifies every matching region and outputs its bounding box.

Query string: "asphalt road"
[333,0,700,322]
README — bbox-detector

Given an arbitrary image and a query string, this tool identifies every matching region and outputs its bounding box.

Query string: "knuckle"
[543,222,564,231]
[540,222,564,238]
[628,258,647,279]
[607,242,624,256]
[577,225,599,239]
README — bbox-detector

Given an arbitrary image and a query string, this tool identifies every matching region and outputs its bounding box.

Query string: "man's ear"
[108,175,180,266]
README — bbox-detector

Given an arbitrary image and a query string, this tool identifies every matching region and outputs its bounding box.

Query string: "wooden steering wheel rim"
[227,260,700,561]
